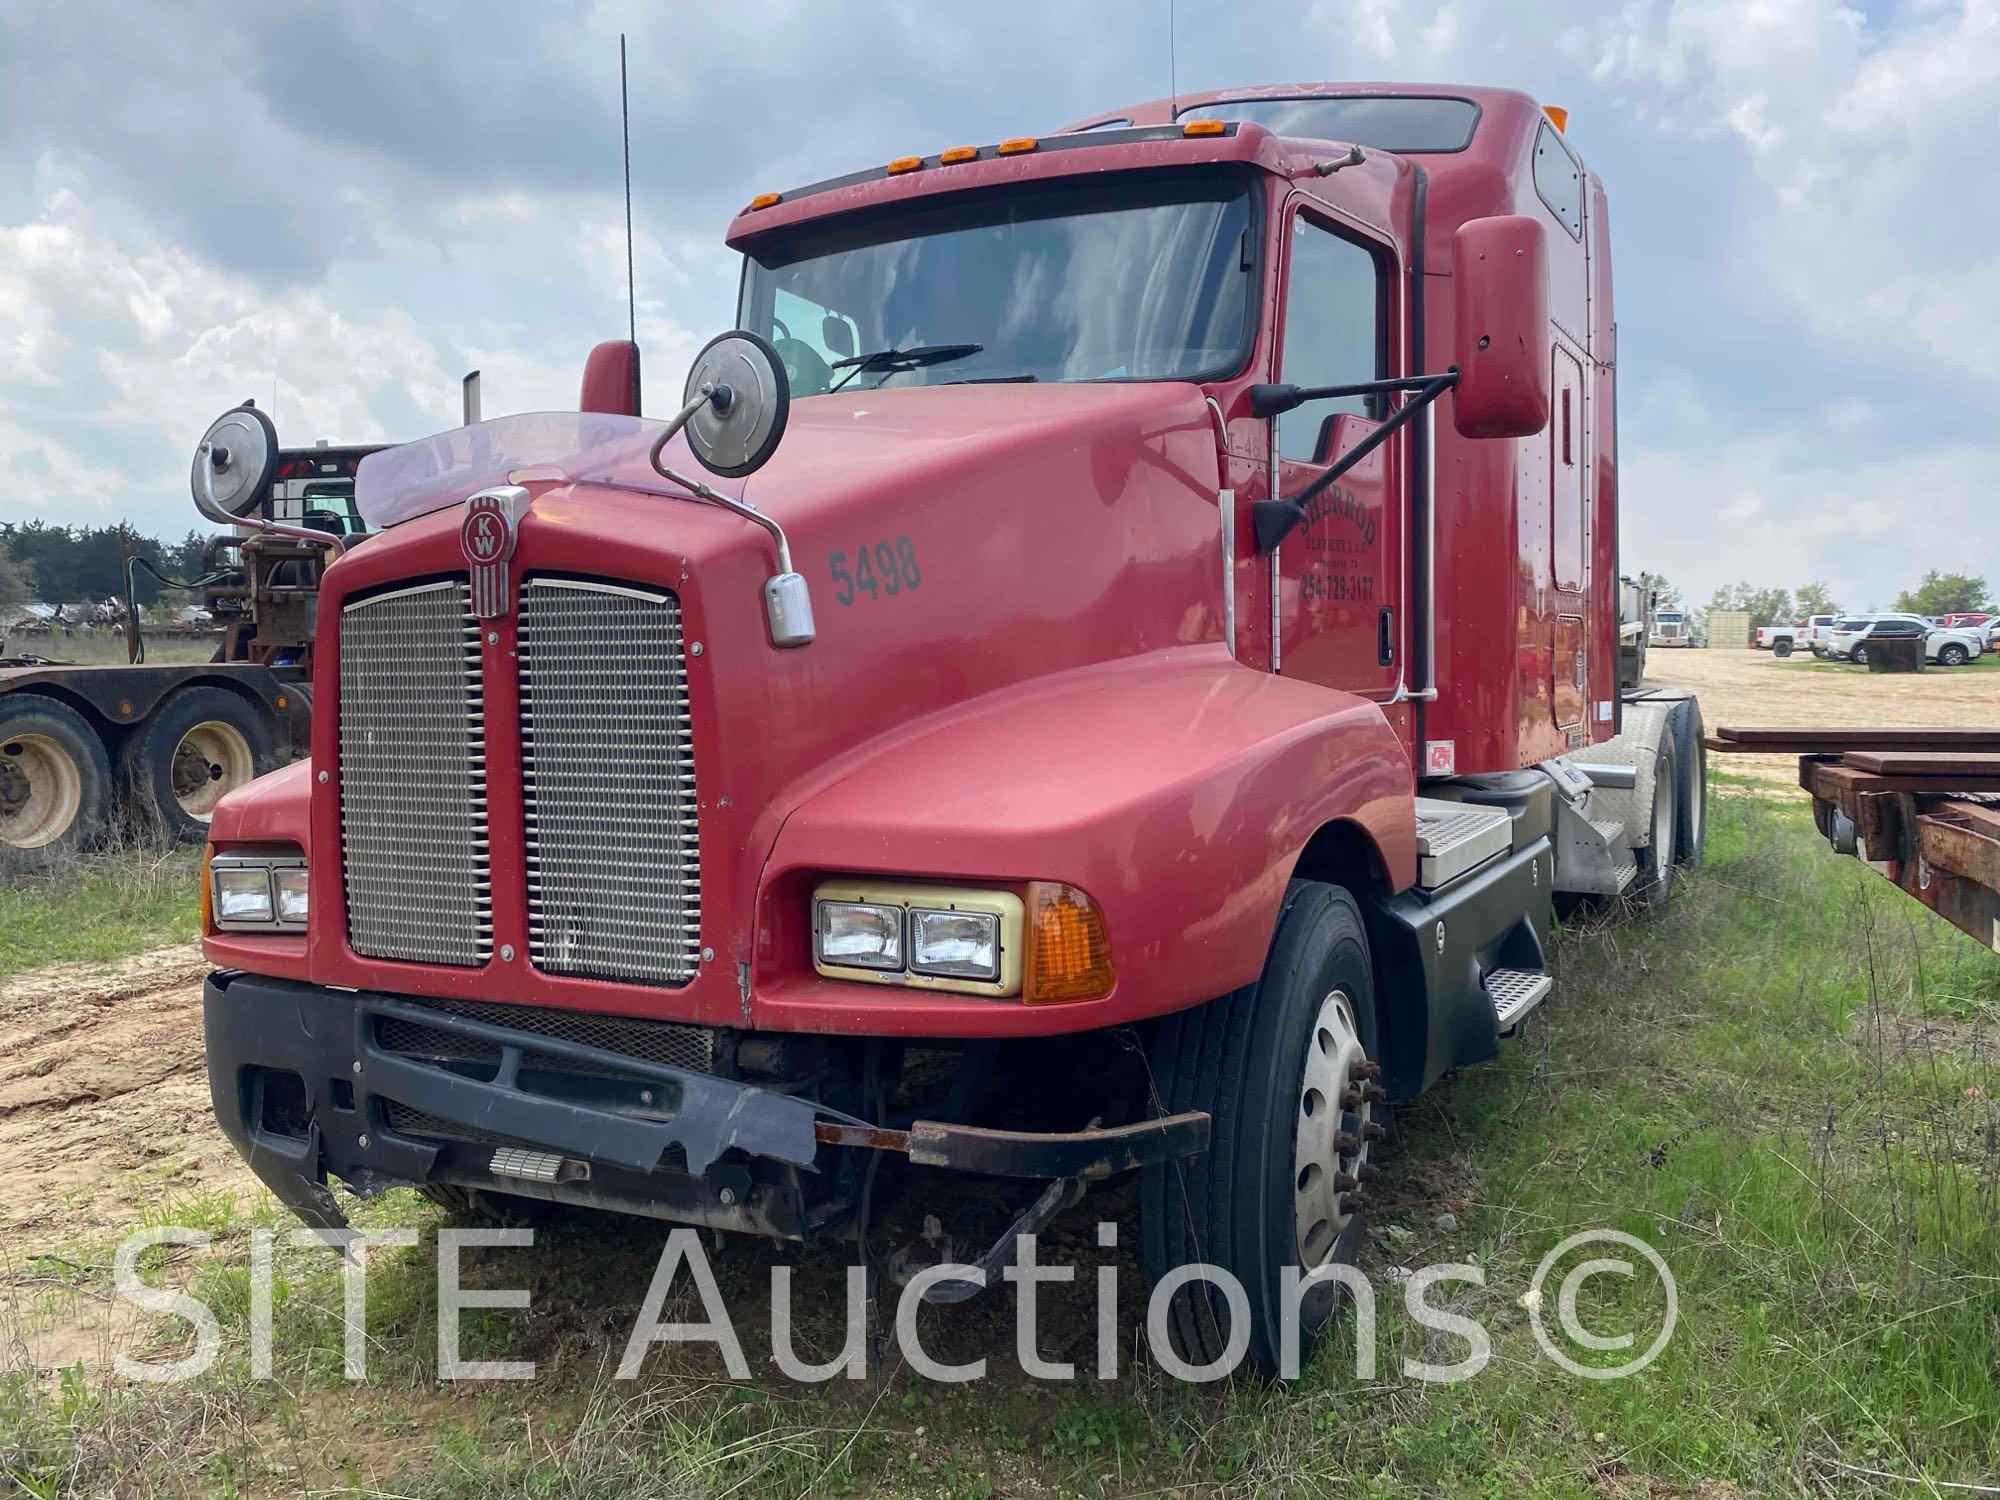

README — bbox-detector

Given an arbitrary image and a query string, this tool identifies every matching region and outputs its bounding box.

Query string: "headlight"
[816,900,905,971]
[214,866,273,923]
[909,908,1001,981]
[812,880,1025,997]
[211,850,307,933]
[274,867,310,924]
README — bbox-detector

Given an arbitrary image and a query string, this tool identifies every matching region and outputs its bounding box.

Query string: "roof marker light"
[747,191,781,211]
[1182,119,1227,136]
[996,136,1038,155]
[886,155,923,175]
[939,145,979,164]
[1544,105,1569,132]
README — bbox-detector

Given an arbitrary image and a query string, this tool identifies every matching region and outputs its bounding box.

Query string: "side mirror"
[1450,216,1550,439]
[682,330,791,479]
[648,330,813,648]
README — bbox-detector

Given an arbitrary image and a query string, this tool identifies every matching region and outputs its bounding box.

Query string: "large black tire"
[1143,881,1386,1378]
[1633,739,1680,907]
[0,694,111,869]
[1773,638,1793,658]
[118,685,276,842]
[1668,699,1707,870]
[1939,643,1968,667]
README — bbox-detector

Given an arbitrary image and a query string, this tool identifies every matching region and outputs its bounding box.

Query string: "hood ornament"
[462,485,530,619]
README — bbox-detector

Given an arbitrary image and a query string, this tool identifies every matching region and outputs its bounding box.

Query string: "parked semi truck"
[198,84,1712,1374]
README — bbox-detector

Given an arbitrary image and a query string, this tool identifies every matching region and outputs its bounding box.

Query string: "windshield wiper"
[828,342,983,393]
[947,373,1038,384]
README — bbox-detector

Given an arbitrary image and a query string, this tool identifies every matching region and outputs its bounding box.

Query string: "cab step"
[1415,797,1513,887]
[1485,967,1552,1034]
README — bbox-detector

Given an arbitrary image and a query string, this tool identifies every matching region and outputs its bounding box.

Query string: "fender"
[751,643,1415,1037]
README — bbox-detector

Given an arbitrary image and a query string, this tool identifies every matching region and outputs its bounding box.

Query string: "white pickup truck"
[1824,614,1986,666]
[1756,616,1837,657]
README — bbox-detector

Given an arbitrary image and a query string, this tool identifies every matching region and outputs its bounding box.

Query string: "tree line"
[0,522,215,615]
[1640,570,1991,630]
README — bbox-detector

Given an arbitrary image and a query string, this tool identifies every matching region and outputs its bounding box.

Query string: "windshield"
[1178,96,1479,153]
[738,170,1255,395]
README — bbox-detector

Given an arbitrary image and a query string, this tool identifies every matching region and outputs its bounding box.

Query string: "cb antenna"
[1168,0,1178,117]
[620,33,636,344]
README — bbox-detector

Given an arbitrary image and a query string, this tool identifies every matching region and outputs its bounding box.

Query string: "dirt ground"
[0,944,255,1259]
[1645,646,2000,786]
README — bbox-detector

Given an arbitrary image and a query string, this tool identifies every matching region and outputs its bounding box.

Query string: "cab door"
[1270,205,1403,701]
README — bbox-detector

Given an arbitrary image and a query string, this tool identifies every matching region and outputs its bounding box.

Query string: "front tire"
[1939,643,1968,667]
[1143,881,1385,1377]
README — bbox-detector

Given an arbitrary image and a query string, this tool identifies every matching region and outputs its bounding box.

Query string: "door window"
[1276,217,1384,462]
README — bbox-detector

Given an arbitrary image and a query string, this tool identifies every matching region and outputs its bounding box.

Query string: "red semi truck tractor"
[199,84,1707,1373]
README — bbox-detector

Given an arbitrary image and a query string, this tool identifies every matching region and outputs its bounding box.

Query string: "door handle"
[1378,607,1396,667]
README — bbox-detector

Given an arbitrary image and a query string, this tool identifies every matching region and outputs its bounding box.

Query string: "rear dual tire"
[0,696,109,869]
[119,686,274,842]
[1143,881,1385,1378]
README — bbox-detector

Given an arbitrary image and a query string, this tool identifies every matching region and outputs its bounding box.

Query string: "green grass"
[0,840,201,974]
[5,792,1998,1496]
[1779,649,1998,675]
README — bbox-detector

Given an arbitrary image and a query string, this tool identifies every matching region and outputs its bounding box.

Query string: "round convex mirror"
[683,330,790,478]
[190,405,281,518]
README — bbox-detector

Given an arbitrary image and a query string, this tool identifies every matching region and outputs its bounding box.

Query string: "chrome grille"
[338,580,491,965]
[519,578,699,985]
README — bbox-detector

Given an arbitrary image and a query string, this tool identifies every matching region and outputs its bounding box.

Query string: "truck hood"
[355,382,1221,537]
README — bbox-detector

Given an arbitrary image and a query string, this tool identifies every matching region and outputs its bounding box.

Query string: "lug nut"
[1333,1130,1360,1153]
[1357,1164,1381,1183]
[1363,1122,1387,1142]
[1362,1084,1388,1104]
[1339,1090,1362,1110]
[1335,1171,1360,1193]
[1349,1060,1382,1081]
[1339,1193,1366,1215]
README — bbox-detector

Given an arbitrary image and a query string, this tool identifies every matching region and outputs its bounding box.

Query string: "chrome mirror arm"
[647,386,814,647]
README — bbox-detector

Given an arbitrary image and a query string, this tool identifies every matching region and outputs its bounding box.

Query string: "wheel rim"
[0,733,83,850]
[170,721,254,821]
[1652,760,1677,874]
[1294,988,1377,1268]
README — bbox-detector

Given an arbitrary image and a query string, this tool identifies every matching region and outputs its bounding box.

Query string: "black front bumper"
[203,972,1208,1235]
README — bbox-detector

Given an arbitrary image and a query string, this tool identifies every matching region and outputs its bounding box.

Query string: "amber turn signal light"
[747,191,782,211]
[1543,105,1568,132]
[199,843,214,932]
[1023,882,1114,1003]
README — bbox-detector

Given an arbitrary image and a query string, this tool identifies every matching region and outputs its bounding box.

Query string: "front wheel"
[1143,881,1386,1377]
[1939,643,1968,667]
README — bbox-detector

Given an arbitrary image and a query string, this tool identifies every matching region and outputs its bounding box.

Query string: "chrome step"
[1486,967,1553,1033]
[1414,797,1513,887]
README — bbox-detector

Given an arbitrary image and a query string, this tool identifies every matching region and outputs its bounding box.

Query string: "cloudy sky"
[2,0,1995,612]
